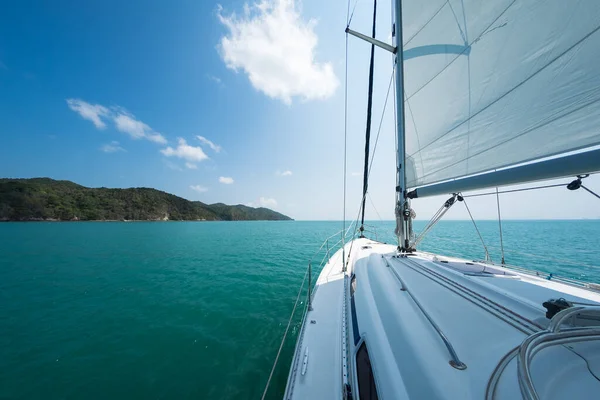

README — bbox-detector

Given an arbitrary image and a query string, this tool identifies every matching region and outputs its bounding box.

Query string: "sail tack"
[402,0,600,190]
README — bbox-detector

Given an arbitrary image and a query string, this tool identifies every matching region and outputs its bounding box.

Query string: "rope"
[359,0,378,234]
[261,268,309,400]
[461,195,491,262]
[495,187,505,264]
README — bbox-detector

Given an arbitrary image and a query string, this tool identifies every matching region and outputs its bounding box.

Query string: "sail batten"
[403,0,600,191]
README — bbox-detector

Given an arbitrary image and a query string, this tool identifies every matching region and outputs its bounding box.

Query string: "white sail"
[402,0,600,190]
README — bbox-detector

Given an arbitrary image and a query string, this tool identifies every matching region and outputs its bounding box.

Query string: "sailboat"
[266,0,600,399]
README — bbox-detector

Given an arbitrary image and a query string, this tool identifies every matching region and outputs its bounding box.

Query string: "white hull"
[285,238,600,399]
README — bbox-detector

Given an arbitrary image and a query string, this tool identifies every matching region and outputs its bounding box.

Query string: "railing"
[416,234,600,290]
[360,224,379,241]
[281,229,352,399]
[269,225,382,398]
[486,306,600,400]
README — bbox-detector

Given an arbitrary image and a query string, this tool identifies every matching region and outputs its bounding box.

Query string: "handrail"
[309,229,347,264]
[487,305,600,400]
[385,256,467,370]
[517,328,600,400]
[284,230,352,398]
[547,305,600,332]
[417,246,597,290]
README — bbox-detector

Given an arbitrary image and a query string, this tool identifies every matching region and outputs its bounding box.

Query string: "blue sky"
[1,0,599,220]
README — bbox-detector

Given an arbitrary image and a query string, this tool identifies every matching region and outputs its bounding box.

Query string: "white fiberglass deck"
[285,238,600,400]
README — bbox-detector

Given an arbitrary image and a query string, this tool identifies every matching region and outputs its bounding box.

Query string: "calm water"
[1,220,599,399]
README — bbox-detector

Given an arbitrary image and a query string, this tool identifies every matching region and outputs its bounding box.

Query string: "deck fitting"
[449,360,467,370]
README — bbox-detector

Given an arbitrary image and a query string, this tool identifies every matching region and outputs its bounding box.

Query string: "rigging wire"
[461,194,491,262]
[496,187,506,264]
[423,235,600,271]
[359,0,378,235]
[413,194,458,247]
[350,67,395,239]
[581,185,600,200]
[347,0,361,27]
[342,0,352,270]
[260,268,309,400]
[367,192,383,221]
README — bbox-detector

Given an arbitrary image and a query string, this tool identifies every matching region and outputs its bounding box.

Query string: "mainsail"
[402,0,600,195]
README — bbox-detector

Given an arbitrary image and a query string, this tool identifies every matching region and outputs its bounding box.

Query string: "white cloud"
[66,99,167,144]
[161,138,209,162]
[190,185,208,193]
[351,172,362,177]
[219,176,234,184]
[113,110,167,144]
[217,0,338,104]
[276,170,292,176]
[101,141,126,153]
[197,135,222,153]
[207,74,222,84]
[247,197,278,208]
[185,162,198,169]
[66,99,110,129]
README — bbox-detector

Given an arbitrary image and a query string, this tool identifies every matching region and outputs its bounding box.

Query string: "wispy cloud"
[219,176,234,184]
[101,141,126,153]
[247,197,278,208]
[351,172,361,177]
[217,0,338,104]
[197,135,222,153]
[112,108,167,144]
[207,74,222,85]
[161,138,209,162]
[66,99,110,129]
[276,170,292,177]
[66,99,167,144]
[185,162,198,169]
[190,185,208,193]
[164,160,183,171]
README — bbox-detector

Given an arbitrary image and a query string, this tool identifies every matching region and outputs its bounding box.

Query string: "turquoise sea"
[1,220,599,399]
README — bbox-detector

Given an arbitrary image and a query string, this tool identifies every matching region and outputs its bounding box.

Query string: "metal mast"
[393,0,412,251]
[346,0,412,250]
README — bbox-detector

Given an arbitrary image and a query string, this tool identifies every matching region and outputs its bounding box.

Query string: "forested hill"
[0,178,292,222]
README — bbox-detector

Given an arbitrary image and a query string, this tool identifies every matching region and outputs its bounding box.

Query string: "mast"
[393,0,411,251]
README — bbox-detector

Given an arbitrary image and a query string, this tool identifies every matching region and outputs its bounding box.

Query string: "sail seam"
[408,21,600,163]
[405,0,516,104]
[414,94,600,183]
[403,0,449,47]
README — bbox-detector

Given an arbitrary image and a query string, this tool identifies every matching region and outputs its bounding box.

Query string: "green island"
[0,178,292,221]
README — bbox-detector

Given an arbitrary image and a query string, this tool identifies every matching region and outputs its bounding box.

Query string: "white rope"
[261,268,309,400]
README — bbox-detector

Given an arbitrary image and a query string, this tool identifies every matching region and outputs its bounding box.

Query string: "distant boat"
[264,1,600,399]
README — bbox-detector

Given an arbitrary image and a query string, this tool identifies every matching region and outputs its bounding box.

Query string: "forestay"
[402,0,600,190]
